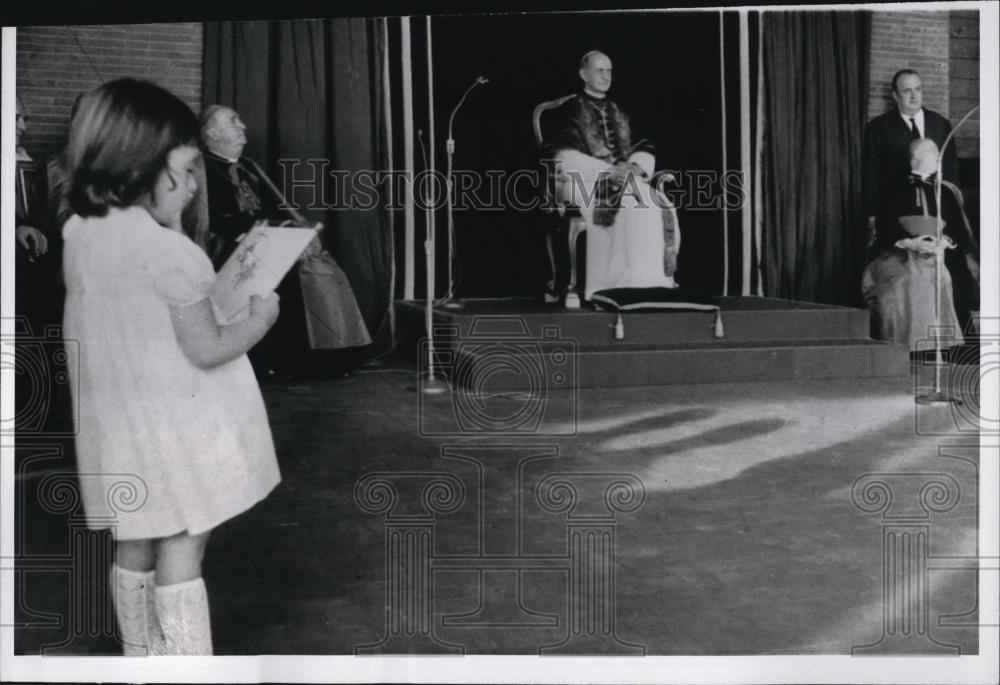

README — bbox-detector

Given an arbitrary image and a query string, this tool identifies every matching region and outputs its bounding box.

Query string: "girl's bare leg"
[154,530,211,586]
[116,539,154,572]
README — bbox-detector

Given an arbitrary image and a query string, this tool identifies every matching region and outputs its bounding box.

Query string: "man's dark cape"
[543,91,654,165]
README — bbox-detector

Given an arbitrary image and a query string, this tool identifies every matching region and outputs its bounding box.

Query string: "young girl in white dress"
[62,79,282,655]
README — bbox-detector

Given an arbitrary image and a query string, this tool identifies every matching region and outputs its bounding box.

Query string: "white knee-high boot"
[110,564,163,656]
[155,577,213,655]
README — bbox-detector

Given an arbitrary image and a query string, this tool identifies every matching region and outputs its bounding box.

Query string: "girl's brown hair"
[68,79,198,217]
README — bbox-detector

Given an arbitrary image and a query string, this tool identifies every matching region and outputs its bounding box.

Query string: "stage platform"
[397,296,910,388]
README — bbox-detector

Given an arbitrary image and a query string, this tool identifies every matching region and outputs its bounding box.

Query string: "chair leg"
[662,207,680,288]
[544,231,559,303]
[564,221,584,309]
[567,221,585,291]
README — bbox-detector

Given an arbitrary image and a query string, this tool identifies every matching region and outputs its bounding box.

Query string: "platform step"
[403,297,871,345]
[448,338,909,389]
[398,297,909,388]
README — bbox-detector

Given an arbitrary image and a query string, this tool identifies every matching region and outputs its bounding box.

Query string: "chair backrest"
[532,94,576,148]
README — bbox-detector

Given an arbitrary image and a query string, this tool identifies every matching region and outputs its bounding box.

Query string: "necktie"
[909,118,920,139]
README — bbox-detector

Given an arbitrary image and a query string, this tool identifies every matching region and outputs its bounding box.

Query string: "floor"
[13,358,980,656]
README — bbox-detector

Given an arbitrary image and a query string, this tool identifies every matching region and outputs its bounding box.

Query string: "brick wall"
[867,9,981,161]
[867,10,951,122]
[15,23,203,162]
[948,10,979,159]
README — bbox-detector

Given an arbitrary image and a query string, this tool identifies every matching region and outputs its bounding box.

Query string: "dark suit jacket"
[862,107,957,234]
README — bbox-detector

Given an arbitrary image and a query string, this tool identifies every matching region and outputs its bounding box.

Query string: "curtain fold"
[760,11,870,305]
[203,19,391,340]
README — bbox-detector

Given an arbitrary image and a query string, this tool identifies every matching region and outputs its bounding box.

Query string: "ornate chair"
[533,95,588,308]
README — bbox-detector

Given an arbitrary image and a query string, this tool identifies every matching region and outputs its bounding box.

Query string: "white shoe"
[111,564,163,656]
[155,577,213,655]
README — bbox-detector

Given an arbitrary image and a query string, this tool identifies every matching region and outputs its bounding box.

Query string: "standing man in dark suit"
[862,69,958,252]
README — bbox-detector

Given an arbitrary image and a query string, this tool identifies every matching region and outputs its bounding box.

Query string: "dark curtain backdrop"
[203,19,391,341]
[761,11,871,305]
[427,12,725,297]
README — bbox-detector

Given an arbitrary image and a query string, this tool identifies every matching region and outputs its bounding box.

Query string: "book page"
[209,223,318,323]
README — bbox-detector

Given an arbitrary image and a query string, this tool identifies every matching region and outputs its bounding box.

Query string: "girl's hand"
[250,293,280,330]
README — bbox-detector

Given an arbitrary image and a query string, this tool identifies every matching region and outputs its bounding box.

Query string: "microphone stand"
[439,76,489,308]
[416,129,448,395]
[916,105,979,405]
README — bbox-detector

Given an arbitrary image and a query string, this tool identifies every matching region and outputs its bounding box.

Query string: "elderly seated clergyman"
[198,105,277,268]
[198,104,370,380]
[861,138,979,350]
[543,50,680,300]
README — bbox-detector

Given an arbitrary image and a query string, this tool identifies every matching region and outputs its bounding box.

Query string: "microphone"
[448,76,491,153]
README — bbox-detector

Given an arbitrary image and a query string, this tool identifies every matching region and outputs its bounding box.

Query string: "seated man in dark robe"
[15,95,73,439]
[15,95,63,332]
[199,105,369,379]
[544,50,680,301]
[200,105,279,268]
[862,138,979,349]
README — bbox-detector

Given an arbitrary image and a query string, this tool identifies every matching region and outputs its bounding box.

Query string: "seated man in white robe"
[544,50,679,300]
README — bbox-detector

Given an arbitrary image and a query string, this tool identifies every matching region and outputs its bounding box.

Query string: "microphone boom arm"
[441,77,489,305]
[447,77,488,153]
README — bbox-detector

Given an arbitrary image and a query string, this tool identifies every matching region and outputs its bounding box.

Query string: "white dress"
[63,206,281,540]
